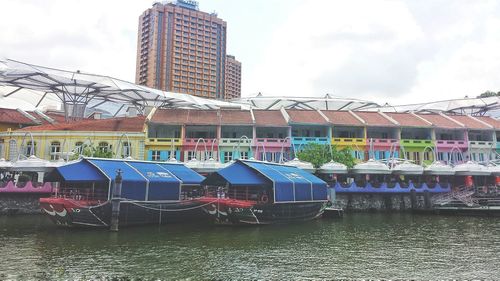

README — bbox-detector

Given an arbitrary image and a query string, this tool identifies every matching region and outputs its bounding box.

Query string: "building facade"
[136,0,227,99]
[0,117,146,161]
[224,55,241,100]
[2,108,499,166]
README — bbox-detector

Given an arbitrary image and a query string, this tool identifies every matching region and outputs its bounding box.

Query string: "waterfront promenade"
[0,213,498,280]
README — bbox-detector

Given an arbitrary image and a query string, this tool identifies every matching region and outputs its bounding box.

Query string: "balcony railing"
[368,138,398,146]
[219,138,253,146]
[331,138,366,146]
[145,138,182,146]
[400,139,433,147]
[469,140,494,147]
[292,137,329,144]
[435,140,467,148]
[183,138,217,146]
[255,138,291,148]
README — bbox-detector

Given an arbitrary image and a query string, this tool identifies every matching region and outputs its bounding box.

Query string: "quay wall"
[0,193,435,215]
[0,194,46,215]
[336,193,430,211]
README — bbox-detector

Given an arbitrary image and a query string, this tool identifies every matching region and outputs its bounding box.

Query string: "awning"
[158,163,205,185]
[215,161,268,186]
[204,160,327,203]
[48,158,205,201]
[45,160,107,182]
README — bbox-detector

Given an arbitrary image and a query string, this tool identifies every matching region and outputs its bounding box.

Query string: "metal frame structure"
[0,58,244,120]
[1,58,499,118]
[232,93,379,111]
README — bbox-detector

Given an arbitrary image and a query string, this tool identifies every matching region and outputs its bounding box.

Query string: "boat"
[0,155,59,194]
[40,157,209,227]
[198,159,328,225]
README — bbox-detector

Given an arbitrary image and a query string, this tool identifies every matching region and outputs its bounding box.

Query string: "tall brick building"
[224,55,241,100]
[136,0,228,99]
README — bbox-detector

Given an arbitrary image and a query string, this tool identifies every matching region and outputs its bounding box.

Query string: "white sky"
[1,0,500,107]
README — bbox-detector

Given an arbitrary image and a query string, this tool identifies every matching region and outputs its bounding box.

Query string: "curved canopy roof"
[0,58,245,118]
[232,94,378,111]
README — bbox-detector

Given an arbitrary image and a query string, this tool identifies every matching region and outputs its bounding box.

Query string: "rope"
[124,199,219,212]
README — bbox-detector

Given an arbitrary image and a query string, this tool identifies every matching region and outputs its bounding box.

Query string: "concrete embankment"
[0,194,47,215]
[336,192,433,212]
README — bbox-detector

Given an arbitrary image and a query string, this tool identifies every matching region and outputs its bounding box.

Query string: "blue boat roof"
[48,158,205,201]
[204,160,328,203]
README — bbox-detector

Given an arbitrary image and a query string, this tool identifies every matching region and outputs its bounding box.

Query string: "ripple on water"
[0,214,499,280]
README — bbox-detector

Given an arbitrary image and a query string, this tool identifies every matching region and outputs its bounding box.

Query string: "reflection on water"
[0,213,499,280]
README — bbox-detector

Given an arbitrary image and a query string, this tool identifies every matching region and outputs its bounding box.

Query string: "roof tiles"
[18,116,146,132]
[286,109,329,125]
[253,110,288,127]
[386,113,431,127]
[449,115,492,130]
[416,114,463,129]
[0,108,38,125]
[322,110,363,126]
[355,111,395,126]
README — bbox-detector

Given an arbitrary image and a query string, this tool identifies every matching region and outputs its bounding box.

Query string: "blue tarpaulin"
[204,160,328,203]
[127,162,180,201]
[49,160,107,182]
[51,158,205,201]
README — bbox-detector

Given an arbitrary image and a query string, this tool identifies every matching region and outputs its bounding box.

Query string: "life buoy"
[261,194,269,204]
[465,176,473,187]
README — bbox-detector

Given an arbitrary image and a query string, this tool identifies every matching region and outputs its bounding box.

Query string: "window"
[437,152,444,161]
[413,152,420,163]
[405,152,410,161]
[151,150,161,161]
[239,152,249,160]
[223,151,232,163]
[98,142,109,153]
[479,153,485,162]
[187,151,196,160]
[424,151,430,161]
[75,141,83,154]
[25,141,36,156]
[121,142,131,158]
[50,141,61,160]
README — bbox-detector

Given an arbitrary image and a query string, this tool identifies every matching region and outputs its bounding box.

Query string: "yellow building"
[0,116,147,161]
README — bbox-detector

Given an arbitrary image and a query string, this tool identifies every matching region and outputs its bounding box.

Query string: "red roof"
[416,114,463,129]
[220,110,253,125]
[386,113,431,127]
[0,108,38,125]
[253,110,288,127]
[322,110,363,126]
[475,116,500,129]
[150,108,190,124]
[18,116,146,132]
[286,109,329,125]
[447,115,492,130]
[355,111,395,126]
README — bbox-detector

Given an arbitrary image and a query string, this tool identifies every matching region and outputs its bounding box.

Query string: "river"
[0,213,499,280]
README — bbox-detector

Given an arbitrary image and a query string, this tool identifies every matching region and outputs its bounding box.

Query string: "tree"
[70,144,114,160]
[477,91,499,98]
[295,143,356,169]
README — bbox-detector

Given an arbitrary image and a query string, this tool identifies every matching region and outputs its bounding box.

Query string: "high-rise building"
[224,55,241,100]
[136,0,227,99]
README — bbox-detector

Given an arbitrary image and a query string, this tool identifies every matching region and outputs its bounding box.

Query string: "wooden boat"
[40,157,209,227]
[199,159,328,225]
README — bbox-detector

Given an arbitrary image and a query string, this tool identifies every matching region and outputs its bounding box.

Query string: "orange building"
[136,0,227,99]
[224,55,241,100]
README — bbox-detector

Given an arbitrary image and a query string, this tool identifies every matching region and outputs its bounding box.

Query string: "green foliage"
[295,143,356,169]
[477,91,500,98]
[70,145,114,160]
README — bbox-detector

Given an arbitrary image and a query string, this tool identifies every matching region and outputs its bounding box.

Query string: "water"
[0,213,499,280]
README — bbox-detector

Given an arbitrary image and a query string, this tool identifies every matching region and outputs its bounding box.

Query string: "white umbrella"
[350,159,391,175]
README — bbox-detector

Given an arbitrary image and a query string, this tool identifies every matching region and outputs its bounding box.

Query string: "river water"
[0,213,499,280]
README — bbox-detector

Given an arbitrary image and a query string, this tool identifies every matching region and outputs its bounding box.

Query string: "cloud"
[245,0,500,105]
